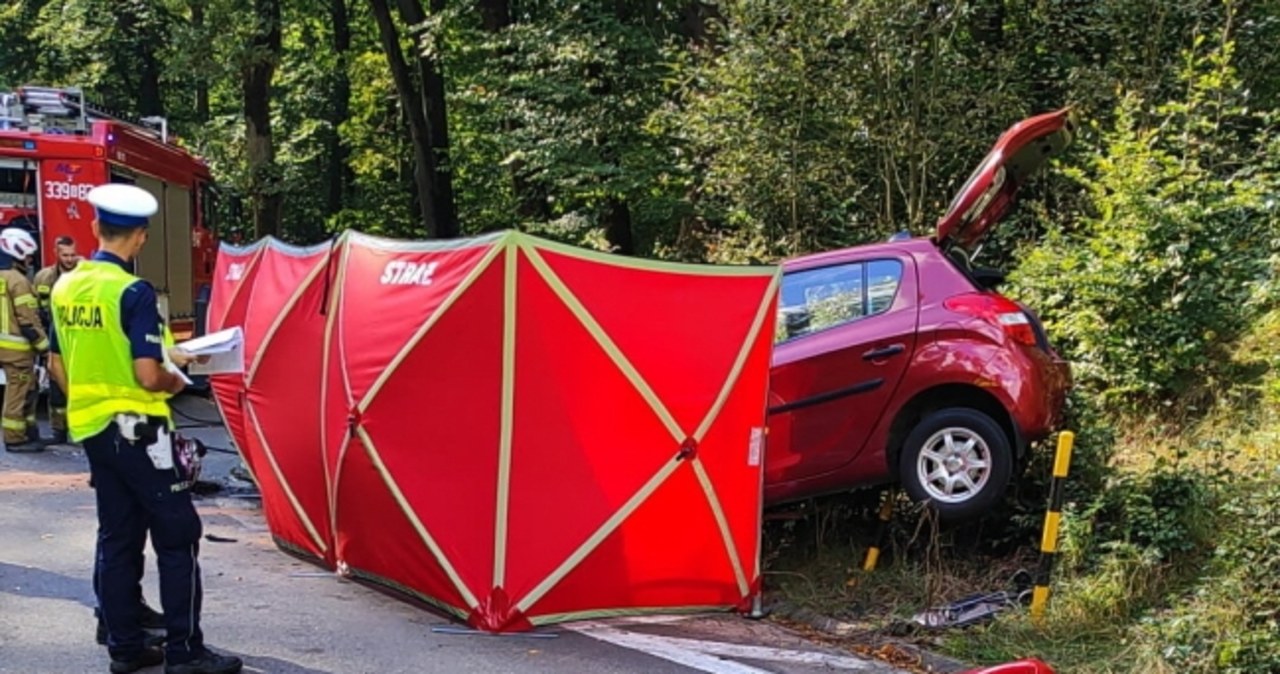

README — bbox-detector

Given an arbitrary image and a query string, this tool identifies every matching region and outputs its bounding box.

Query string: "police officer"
[0,227,49,452]
[34,234,79,444]
[48,183,242,674]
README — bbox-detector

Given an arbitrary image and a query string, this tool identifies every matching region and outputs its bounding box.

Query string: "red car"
[764,109,1075,521]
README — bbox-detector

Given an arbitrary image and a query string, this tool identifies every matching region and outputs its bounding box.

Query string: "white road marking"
[569,622,881,673]
[608,614,706,626]
[572,624,773,674]
[676,638,879,669]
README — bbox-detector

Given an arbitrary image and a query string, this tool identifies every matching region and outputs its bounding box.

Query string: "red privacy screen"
[209,230,778,632]
[206,240,263,492]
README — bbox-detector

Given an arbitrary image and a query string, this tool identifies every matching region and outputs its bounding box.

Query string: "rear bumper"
[1008,345,1071,442]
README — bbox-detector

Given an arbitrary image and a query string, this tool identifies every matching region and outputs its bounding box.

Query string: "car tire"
[897,408,1013,522]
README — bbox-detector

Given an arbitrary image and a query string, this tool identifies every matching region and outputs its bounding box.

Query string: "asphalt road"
[0,395,901,674]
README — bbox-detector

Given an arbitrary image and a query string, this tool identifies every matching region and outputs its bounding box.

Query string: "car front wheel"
[897,408,1013,522]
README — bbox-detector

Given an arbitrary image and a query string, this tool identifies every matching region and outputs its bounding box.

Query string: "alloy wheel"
[915,426,992,504]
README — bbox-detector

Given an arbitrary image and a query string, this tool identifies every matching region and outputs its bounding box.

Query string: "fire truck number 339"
[44,180,92,201]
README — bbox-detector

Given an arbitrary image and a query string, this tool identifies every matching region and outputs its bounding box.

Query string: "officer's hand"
[168,347,196,367]
[167,374,188,395]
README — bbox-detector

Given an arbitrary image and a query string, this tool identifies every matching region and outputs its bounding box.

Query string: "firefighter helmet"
[0,227,38,261]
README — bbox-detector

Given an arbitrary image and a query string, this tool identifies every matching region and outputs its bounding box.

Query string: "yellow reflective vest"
[51,260,173,442]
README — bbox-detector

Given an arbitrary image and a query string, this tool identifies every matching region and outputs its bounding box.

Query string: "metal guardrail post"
[1031,430,1075,622]
[862,490,895,572]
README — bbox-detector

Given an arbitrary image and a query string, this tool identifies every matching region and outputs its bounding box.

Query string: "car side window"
[867,260,904,314]
[775,259,904,343]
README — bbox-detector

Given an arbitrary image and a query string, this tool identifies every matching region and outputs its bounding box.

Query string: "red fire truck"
[0,85,217,339]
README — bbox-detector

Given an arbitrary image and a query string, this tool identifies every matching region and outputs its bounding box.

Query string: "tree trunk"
[138,48,164,117]
[326,0,353,217]
[600,1,633,254]
[393,0,459,238]
[243,0,283,239]
[368,0,440,237]
[114,4,163,116]
[969,0,1004,50]
[604,198,634,255]
[477,0,510,31]
[678,1,720,47]
[475,0,548,220]
[192,0,209,122]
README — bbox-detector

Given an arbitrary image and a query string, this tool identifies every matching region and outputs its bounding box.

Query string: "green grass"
[766,311,1280,674]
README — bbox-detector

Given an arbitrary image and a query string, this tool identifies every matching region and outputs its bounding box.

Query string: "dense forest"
[4,1,1280,672]
[2,1,1277,262]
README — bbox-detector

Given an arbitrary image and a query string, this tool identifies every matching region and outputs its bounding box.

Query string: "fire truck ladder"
[0,85,169,142]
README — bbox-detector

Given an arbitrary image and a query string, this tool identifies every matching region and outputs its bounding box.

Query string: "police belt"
[114,412,168,446]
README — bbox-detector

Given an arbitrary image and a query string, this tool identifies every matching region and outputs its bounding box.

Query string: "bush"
[980,389,1117,553]
[1089,461,1218,565]
[1010,40,1279,412]
[1148,476,1280,673]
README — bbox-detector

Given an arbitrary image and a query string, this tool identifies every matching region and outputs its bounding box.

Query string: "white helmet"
[0,228,37,261]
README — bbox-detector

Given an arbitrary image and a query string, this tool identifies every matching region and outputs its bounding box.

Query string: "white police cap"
[86,183,158,228]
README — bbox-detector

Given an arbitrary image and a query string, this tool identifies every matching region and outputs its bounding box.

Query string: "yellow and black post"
[862,491,895,572]
[1031,430,1075,622]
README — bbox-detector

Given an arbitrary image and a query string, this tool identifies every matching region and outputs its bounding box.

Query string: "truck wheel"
[897,408,1013,522]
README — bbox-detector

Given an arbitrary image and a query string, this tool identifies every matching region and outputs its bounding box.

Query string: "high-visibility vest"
[51,260,173,441]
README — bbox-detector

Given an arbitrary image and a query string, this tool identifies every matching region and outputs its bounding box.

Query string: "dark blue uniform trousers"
[84,423,206,663]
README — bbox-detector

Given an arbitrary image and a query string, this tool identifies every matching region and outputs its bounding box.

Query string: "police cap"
[86,183,158,228]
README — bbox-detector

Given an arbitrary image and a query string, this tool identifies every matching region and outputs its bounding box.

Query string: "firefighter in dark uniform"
[48,183,242,674]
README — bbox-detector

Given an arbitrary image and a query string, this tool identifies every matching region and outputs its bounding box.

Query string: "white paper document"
[177,327,245,376]
[167,362,195,385]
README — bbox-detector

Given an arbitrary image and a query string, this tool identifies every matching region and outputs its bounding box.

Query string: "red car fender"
[896,338,1024,411]
[958,658,1055,674]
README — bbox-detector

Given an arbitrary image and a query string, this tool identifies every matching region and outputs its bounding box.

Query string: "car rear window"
[775,259,904,342]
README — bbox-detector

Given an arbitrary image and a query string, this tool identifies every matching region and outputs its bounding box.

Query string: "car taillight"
[943,293,1037,346]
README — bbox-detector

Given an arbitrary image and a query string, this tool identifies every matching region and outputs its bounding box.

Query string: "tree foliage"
[4,0,1275,256]
[1012,38,1280,408]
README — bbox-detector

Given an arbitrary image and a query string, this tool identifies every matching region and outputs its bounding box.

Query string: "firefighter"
[0,227,49,452]
[34,235,79,444]
[48,183,242,674]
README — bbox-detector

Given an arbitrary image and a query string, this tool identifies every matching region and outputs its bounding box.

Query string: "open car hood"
[935,108,1075,250]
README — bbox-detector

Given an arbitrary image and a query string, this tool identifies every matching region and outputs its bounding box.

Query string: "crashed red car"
[764,109,1075,521]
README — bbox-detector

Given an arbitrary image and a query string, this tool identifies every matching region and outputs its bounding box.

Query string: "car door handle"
[862,344,905,361]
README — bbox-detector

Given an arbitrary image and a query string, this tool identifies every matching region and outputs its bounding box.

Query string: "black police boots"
[109,645,164,674]
[96,603,167,645]
[165,649,243,674]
